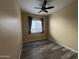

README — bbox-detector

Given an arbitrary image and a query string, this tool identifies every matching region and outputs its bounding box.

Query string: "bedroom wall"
[21,11,48,42]
[0,0,22,59]
[49,0,78,52]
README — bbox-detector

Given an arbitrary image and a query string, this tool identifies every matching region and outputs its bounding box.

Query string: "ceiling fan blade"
[44,10,48,13]
[42,0,47,7]
[44,0,47,5]
[34,7,41,9]
[46,6,54,9]
[39,10,42,13]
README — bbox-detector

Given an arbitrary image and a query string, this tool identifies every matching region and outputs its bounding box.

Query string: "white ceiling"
[18,0,75,15]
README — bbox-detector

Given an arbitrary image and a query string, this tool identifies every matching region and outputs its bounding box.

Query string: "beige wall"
[21,11,48,42]
[0,0,22,59]
[49,0,78,52]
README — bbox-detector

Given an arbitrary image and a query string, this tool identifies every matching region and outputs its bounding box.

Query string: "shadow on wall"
[48,34,57,42]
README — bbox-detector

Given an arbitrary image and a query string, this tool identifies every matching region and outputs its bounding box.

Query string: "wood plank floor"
[21,39,78,59]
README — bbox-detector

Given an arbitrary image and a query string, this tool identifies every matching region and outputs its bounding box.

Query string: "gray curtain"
[28,16,32,33]
[41,18,44,33]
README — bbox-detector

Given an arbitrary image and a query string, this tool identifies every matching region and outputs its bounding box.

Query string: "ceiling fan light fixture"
[34,0,54,13]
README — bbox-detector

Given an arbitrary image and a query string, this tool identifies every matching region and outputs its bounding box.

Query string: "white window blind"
[31,18,43,33]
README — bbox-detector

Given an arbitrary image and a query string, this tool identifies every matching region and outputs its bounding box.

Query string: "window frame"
[28,16,44,34]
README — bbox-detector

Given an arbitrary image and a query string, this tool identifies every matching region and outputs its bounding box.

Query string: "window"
[31,20,42,33]
[28,16,43,33]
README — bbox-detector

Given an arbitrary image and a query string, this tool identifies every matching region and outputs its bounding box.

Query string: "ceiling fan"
[34,0,54,13]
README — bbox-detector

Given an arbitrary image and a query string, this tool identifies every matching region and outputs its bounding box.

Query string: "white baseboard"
[49,39,78,53]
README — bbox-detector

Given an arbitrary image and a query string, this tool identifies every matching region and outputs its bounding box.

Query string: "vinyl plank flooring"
[21,39,78,59]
